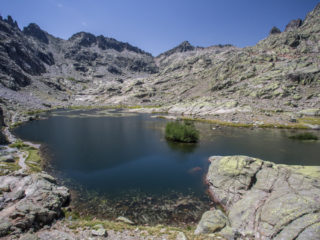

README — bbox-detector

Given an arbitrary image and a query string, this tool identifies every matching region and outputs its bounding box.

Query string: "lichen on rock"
[199,155,320,240]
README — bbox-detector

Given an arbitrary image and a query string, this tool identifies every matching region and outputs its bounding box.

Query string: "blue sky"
[1,0,319,56]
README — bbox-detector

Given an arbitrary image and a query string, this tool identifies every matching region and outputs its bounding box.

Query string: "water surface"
[13,109,320,224]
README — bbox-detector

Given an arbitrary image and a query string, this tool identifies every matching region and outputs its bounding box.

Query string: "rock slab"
[194,209,228,235]
[198,155,320,240]
[0,172,70,237]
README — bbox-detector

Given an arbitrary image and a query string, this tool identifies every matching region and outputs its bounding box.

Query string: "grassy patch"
[127,105,162,109]
[9,140,29,149]
[258,123,308,129]
[63,212,200,240]
[289,132,318,141]
[25,147,42,172]
[298,117,320,125]
[26,109,47,115]
[151,110,168,114]
[9,122,24,129]
[67,77,76,81]
[182,117,253,128]
[9,140,43,172]
[0,161,21,175]
[165,120,199,143]
[180,117,309,129]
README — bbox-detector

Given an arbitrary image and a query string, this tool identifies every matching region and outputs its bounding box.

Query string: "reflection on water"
[166,141,198,154]
[13,109,320,225]
[50,109,138,119]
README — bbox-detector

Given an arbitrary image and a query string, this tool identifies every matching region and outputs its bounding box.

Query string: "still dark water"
[13,109,320,225]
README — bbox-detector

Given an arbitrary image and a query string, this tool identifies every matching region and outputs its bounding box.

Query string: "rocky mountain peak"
[23,23,49,44]
[311,2,320,15]
[68,32,151,56]
[157,41,195,58]
[3,15,19,29]
[176,41,194,50]
[69,32,97,47]
[304,2,320,24]
[284,19,303,32]
[269,26,281,35]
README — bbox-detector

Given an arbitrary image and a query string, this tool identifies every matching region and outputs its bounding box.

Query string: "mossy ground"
[180,116,308,129]
[9,121,24,129]
[9,140,28,149]
[0,158,21,175]
[9,140,43,173]
[298,117,320,125]
[25,147,42,172]
[63,210,219,240]
[26,109,49,115]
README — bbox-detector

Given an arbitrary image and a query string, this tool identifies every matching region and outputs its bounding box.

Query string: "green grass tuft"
[67,77,76,81]
[26,109,46,115]
[9,140,43,173]
[9,140,29,149]
[298,117,320,125]
[25,147,42,172]
[165,120,199,143]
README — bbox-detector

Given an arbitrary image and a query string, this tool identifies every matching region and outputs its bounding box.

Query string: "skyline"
[1,0,319,56]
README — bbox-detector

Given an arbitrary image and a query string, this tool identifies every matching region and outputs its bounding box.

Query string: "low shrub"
[165,120,199,143]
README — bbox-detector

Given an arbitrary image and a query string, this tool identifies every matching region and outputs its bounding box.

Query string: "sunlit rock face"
[0,173,70,237]
[199,155,320,240]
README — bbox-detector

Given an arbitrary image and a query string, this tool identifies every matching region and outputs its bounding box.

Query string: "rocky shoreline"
[0,3,320,132]
[196,156,320,240]
[1,108,319,239]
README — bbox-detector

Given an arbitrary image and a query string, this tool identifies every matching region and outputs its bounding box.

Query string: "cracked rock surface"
[0,172,70,237]
[202,155,320,240]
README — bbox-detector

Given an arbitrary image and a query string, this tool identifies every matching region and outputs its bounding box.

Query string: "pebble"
[116,216,134,225]
[176,231,188,240]
[91,228,107,237]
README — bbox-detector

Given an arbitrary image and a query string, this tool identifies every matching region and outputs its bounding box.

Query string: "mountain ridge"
[0,3,319,129]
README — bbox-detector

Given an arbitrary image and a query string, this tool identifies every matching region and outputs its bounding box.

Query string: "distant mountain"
[0,3,319,126]
[157,41,196,58]
[0,17,157,91]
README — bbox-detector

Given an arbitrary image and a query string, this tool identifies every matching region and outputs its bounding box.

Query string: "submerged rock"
[199,155,320,240]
